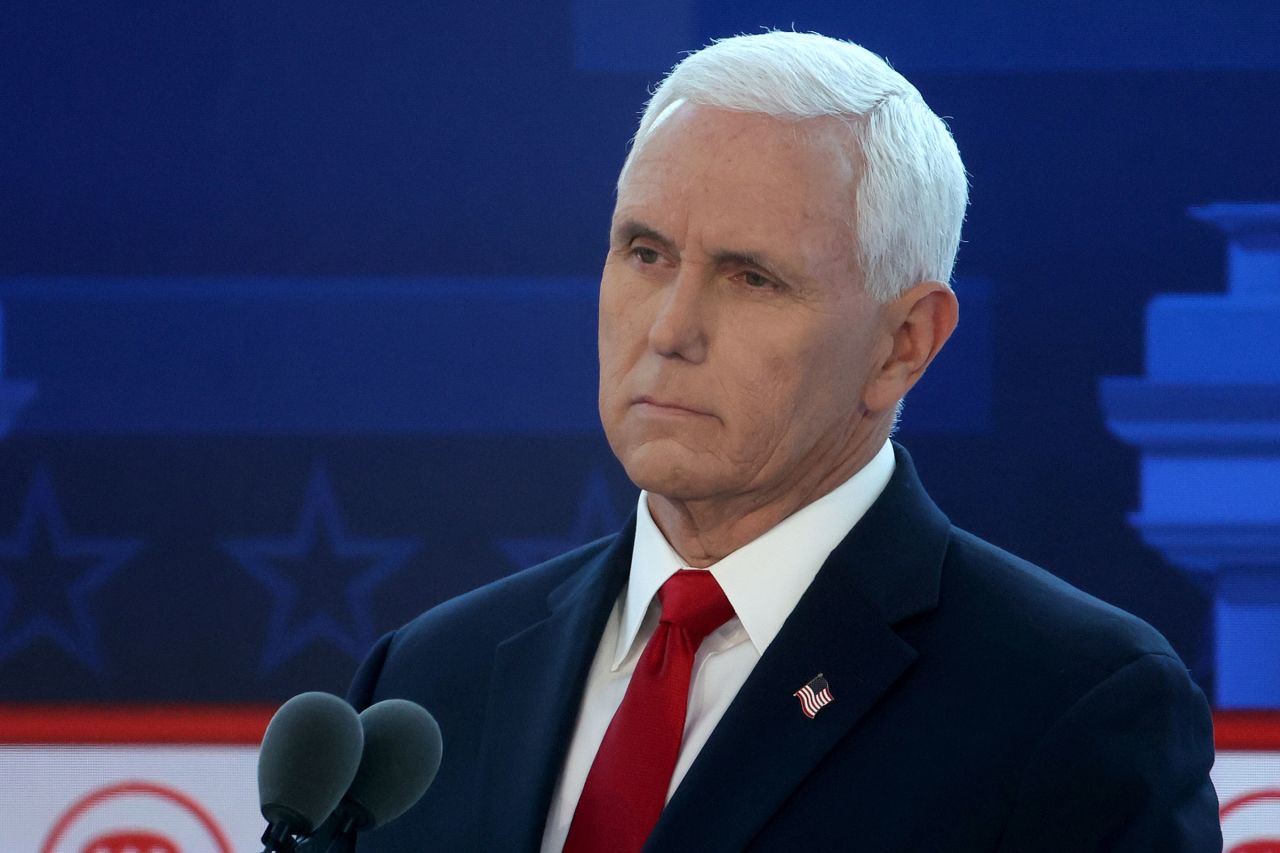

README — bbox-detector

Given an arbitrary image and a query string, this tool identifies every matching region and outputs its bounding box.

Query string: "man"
[346,31,1220,851]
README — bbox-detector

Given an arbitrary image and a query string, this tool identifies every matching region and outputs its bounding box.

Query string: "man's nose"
[647,267,709,363]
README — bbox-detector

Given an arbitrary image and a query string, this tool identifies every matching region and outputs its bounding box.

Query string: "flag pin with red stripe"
[793,673,835,719]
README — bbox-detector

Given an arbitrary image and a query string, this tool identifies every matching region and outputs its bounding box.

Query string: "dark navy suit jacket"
[345,445,1221,851]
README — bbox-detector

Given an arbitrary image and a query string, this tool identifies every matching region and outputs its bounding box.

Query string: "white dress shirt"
[539,440,896,852]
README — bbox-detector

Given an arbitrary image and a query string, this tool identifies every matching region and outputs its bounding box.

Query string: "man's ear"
[862,281,959,413]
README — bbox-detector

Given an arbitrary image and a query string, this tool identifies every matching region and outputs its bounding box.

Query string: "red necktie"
[563,569,736,853]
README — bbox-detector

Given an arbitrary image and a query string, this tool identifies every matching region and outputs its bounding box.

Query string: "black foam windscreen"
[343,699,443,830]
[257,691,365,834]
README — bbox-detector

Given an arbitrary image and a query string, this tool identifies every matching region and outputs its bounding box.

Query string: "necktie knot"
[657,569,735,643]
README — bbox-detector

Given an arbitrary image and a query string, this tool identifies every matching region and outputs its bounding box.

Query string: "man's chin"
[620,449,729,503]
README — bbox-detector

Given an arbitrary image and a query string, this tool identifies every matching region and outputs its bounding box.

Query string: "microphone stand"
[260,820,301,853]
[295,811,358,853]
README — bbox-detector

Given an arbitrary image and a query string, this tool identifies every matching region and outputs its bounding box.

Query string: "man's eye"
[741,270,774,288]
[632,246,660,264]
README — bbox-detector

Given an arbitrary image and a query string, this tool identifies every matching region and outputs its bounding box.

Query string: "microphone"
[301,699,443,851]
[342,699,444,830]
[257,692,365,853]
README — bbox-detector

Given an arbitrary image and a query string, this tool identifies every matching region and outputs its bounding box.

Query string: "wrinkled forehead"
[614,103,862,271]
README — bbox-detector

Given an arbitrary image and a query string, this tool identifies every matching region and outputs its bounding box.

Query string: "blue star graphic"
[0,467,142,672]
[499,468,627,569]
[223,466,419,673]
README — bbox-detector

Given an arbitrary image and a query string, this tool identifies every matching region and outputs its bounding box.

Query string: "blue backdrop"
[2,0,1278,707]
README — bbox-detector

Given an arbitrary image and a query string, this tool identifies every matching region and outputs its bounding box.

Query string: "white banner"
[1215,750,1280,852]
[0,743,1277,851]
[0,746,260,853]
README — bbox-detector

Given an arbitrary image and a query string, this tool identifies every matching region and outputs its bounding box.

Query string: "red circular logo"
[41,781,234,853]
[1221,789,1280,853]
[82,831,179,853]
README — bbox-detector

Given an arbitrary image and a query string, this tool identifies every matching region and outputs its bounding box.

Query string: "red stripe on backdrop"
[1214,710,1280,751]
[0,705,1276,748]
[0,704,276,744]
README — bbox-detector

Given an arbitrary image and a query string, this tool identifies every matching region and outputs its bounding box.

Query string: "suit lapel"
[644,444,950,852]
[477,517,635,852]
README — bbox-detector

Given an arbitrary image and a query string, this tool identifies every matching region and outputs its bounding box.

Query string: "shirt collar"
[614,439,896,669]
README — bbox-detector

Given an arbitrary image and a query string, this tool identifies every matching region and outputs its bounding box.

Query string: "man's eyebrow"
[613,219,795,279]
[710,249,782,274]
[612,219,677,253]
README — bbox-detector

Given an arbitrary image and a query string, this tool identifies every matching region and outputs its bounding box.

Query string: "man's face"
[598,103,889,503]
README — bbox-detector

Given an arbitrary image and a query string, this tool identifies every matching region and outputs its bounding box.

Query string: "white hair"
[623,31,969,303]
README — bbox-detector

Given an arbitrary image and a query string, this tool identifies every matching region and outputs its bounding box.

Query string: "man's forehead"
[618,105,859,209]
[626,102,857,168]
[613,106,859,269]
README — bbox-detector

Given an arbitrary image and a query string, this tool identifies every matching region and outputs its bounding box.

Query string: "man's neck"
[645,427,891,568]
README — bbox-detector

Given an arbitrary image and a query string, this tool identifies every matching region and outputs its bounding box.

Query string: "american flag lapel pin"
[793,673,835,719]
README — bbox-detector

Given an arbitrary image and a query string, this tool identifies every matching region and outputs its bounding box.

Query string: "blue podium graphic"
[1102,203,1280,709]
